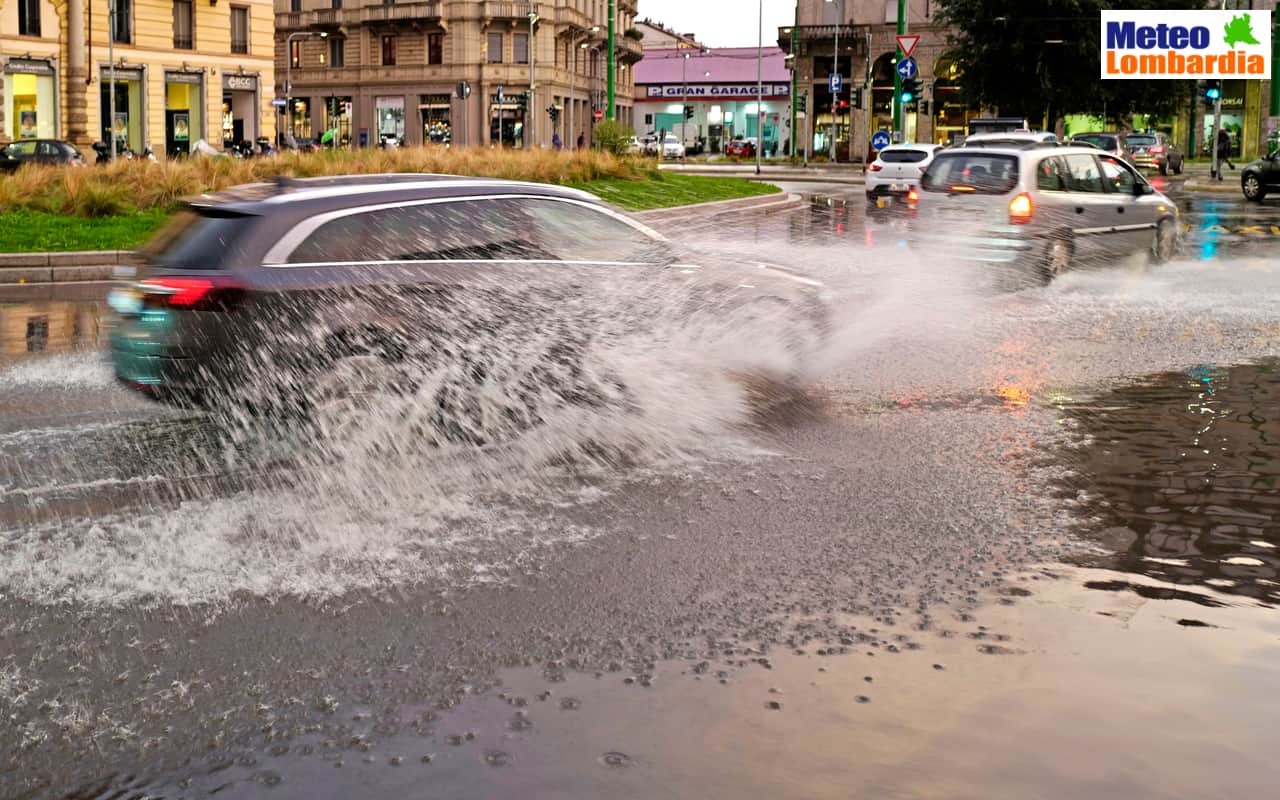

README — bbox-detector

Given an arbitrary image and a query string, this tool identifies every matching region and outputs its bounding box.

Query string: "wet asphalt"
[1,185,1279,799]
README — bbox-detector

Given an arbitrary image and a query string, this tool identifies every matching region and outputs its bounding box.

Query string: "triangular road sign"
[896,34,920,58]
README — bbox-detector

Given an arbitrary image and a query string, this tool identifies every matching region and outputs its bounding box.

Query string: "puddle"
[1057,360,1279,606]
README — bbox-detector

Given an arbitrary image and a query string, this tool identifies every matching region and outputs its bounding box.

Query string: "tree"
[935,0,1203,128]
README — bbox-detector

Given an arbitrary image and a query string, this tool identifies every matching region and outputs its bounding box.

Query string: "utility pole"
[108,0,116,159]
[789,3,798,158]
[829,0,842,161]
[893,0,906,138]
[1212,0,1224,179]
[528,5,538,148]
[606,0,616,120]
[756,0,764,175]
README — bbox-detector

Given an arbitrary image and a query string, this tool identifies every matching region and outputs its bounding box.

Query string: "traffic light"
[901,77,922,105]
[546,105,560,123]
[1203,79,1221,107]
[684,105,694,121]
[852,88,864,110]
[516,92,528,113]
[920,99,931,116]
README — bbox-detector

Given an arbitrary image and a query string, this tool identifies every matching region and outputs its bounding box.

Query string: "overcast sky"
[638,0,797,49]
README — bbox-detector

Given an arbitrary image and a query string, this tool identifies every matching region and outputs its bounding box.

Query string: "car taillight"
[906,188,919,205]
[139,277,244,311]
[1149,145,1165,154]
[1009,192,1033,224]
[868,163,883,172]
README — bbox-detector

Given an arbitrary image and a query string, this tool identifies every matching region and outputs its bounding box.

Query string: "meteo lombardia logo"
[1100,9,1272,79]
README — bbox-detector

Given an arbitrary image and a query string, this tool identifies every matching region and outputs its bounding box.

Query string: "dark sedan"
[0,139,86,171]
[108,176,828,432]
[1126,132,1183,175]
[1241,150,1280,201]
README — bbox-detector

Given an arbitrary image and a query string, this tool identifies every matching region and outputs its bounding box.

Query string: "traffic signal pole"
[790,3,798,158]
[606,0,616,120]
[892,0,906,137]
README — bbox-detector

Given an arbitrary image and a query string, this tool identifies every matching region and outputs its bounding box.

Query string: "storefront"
[163,71,203,156]
[222,73,259,148]
[324,96,353,147]
[100,66,144,152]
[287,96,312,142]
[3,58,58,141]
[490,93,524,148]
[1203,79,1248,158]
[375,96,405,147]
[419,94,451,145]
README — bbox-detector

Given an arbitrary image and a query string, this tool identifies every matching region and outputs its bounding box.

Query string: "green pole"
[893,0,906,135]
[790,4,799,157]
[1271,12,1279,116]
[607,0,616,120]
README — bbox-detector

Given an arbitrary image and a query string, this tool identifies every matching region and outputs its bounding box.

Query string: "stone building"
[633,18,700,50]
[274,0,643,149]
[1,0,277,153]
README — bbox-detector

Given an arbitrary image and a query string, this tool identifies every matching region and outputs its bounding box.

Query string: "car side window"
[1063,154,1105,193]
[36,142,59,158]
[288,198,555,264]
[515,198,668,263]
[7,141,37,158]
[1036,156,1068,191]
[1098,156,1138,194]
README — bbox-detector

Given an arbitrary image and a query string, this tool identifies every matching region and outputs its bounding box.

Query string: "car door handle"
[1075,207,1085,214]
[1117,207,1125,213]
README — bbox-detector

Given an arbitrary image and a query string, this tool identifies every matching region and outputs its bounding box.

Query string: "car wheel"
[1038,237,1073,285]
[1173,158,1183,175]
[1150,219,1178,265]
[1242,173,1266,201]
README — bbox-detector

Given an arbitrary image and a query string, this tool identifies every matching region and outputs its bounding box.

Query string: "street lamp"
[825,0,845,161]
[756,0,764,175]
[527,5,538,149]
[568,26,600,151]
[285,30,328,143]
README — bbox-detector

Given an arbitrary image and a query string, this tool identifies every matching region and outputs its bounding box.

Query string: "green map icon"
[1224,13,1260,48]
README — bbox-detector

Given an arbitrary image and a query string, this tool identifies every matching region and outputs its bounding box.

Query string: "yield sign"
[895,34,920,59]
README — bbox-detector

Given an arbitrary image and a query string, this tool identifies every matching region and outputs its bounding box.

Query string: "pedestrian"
[1215,127,1234,180]
[552,132,563,150]
[577,131,585,150]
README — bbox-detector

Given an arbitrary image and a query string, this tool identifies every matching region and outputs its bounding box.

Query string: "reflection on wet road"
[1062,360,1280,607]
[2,187,1280,799]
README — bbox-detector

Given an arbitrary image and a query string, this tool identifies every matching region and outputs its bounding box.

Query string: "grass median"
[0,149,779,253]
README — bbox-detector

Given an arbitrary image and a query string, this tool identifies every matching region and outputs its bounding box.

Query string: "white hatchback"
[866,144,943,206]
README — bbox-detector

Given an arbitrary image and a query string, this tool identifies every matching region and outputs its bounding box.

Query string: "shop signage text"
[4,58,55,76]
[224,74,257,91]
[644,84,791,99]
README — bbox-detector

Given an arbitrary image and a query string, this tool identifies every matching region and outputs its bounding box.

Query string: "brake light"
[1149,145,1165,154]
[868,163,883,172]
[1008,192,1033,224]
[949,185,976,193]
[140,277,244,310]
[906,188,919,204]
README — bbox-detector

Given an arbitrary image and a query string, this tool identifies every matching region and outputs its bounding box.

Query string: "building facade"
[632,18,700,50]
[635,47,792,155]
[274,0,642,149]
[1,0,277,152]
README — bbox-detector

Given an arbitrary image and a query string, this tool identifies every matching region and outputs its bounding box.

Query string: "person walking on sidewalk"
[1215,127,1235,180]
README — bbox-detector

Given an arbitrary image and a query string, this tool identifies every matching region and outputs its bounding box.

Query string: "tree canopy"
[934,0,1205,127]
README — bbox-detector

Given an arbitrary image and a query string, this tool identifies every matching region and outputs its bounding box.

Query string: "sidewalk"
[659,161,866,186]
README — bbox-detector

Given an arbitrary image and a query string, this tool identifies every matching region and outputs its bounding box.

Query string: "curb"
[1183,180,1244,194]
[633,191,804,224]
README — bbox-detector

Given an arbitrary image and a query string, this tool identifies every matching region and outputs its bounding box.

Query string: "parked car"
[638,135,660,156]
[1069,132,1137,166]
[661,134,685,159]
[1241,150,1280,201]
[908,144,1179,285]
[107,175,829,425]
[624,136,644,155]
[1125,131,1184,175]
[865,143,943,207]
[725,138,756,158]
[0,139,86,171]
[960,131,1060,148]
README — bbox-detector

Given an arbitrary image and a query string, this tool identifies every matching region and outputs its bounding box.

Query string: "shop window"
[26,317,49,353]
[230,6,249,54]
[290,39,301,68]
[487,32,503,64]
[173,0,193,49]
[19,0,41,36]
[514,33,529,65]
[381,35,397,66]
[111,0,132,43]
[329,37,345,68]
[428,32,443,65]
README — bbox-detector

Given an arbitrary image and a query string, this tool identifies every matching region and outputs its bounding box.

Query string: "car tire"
[1242,173,1267,201]
[1150,218,1178,265]
[1173,158,1183,175]
[1037,236,1073,285]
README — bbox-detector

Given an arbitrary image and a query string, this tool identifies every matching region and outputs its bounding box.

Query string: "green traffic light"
[1206,88,1220,99]
[901,92,914,103]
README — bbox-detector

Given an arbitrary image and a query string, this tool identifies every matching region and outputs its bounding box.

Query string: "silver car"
[909,145,1180,284]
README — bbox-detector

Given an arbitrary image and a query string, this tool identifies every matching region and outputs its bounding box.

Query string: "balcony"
[554,5,591,32]
[779,24,867,55]
[276,8,343,31]
[482,1,535,22]
[360,1,442,25]
[614,35,642,65]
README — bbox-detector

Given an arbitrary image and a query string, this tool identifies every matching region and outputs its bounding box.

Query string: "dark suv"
[108,175,827,420]
[1125,132,1184,175]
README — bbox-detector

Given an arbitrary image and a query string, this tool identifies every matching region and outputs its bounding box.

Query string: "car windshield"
[139,209,259,269]
[1075,135,1118,150]
[881,149,930,163]
[1128,135,1157,146]
[921,153,1020,194]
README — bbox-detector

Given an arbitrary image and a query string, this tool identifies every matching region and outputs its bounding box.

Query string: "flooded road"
[2,189,1279,798]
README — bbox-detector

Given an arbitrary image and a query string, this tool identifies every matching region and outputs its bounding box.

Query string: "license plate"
[107,288,143,315]
[891,183,907,192]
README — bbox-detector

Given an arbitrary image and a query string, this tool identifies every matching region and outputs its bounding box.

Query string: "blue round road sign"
[896,57,918,79]
[871,131,892,150]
